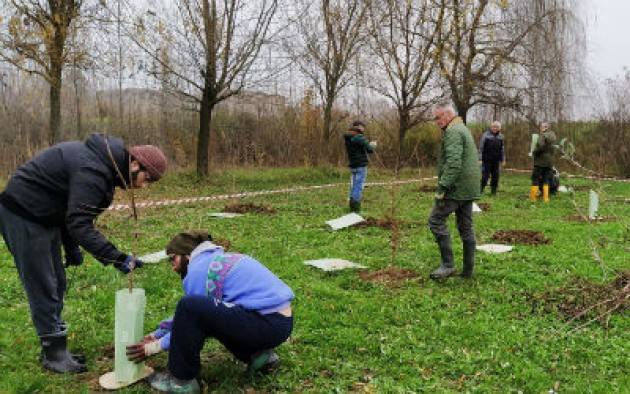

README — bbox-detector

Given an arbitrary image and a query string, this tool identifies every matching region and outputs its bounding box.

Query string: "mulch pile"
[358,267,420,286]
[223,202,276,214]
[491,230,550,245]
[355,216,422,230]
[529,271,629,326]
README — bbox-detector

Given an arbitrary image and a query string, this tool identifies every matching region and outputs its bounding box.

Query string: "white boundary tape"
[107,168,629,212]
[108,177,438,211]
[504,168,630,183]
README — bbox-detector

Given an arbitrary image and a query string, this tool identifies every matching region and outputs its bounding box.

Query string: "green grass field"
[0,167,628,393]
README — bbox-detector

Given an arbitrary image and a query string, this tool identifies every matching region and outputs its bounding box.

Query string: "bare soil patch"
[358,267,420,286]
[223,202,276,214]
[571,185,597,192]
[565,215,616,223]
[528,271,629,326]
[491,230,551,245]
[355,216,422,230]
[214,238,231,250]
[477,203,491,211]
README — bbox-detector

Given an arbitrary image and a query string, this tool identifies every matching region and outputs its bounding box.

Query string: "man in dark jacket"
[478,121,506,195]
[0,133,167,373]
[530,122,557,202]
[428,104,481,280]
[343,120,376,212]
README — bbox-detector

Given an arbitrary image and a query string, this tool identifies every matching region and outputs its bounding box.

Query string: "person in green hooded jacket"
[530,122,557,202]
[427,104,481,279]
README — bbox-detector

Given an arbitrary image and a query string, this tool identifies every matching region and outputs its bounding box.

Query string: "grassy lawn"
[0,167,628,393]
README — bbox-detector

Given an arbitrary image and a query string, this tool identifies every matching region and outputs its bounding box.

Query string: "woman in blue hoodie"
[126,231,294,393]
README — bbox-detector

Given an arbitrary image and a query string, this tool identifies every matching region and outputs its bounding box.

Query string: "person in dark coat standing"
[0,133,167,373]
[343,120,376,212]
[478,121,506,195]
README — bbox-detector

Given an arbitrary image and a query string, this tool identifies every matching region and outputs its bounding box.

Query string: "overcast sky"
[585,0,630,81]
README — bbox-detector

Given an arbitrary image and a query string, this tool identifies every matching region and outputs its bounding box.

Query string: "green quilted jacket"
[437,117,481,201]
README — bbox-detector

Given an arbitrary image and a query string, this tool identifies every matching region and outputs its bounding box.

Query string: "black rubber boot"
[349,199,360,213]
[461,240,476,278]
[57,321,85,364]
[40,335,87,373]
[430,234,456,279]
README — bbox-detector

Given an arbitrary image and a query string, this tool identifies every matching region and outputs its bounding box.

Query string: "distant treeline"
[0,83,628,178]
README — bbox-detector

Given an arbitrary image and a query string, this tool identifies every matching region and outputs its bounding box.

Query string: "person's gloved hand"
[126,338,162,363]
[65,248,84,267]
[435,191,445,200]
[115,255,144,274]
[369,140,378,148]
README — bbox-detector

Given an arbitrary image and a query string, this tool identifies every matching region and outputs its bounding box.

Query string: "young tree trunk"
[323,100,333,142]
[197,94,213,177]
[398,108,409,160]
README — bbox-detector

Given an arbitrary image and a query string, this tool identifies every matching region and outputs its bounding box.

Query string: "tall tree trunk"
[398,108,409,163]
[49,71,62,145]
[323,100,333,142]
[460,106,469,124]
[197,94,212,177]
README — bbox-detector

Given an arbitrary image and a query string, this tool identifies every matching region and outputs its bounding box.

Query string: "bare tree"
[0,0,86,144]
[365,0,446,156]
[130,0,278,176]
[286,0,367,142]
[520,0,584,123]
[436,0,568,123]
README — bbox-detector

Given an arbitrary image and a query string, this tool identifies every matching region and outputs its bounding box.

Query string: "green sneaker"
[149,372,200,393]
[246,350,280,375]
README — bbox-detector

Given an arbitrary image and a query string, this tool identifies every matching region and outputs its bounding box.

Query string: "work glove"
[115,255,144,274]
[369,140,378,148]
[65,248,84,267]
[126,337,163,363]
[435,191,445,200]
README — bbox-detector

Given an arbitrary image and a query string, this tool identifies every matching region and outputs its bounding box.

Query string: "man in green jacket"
[530,122,557,202]
[428,104,481,279]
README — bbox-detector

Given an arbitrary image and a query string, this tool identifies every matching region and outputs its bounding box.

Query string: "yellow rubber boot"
[543,185,550,203]
[530,186,539,201]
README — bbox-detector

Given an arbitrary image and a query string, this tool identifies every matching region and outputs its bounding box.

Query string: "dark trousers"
[531,166,553,187]
[481,161,501,193]
[168,295,293,380]
[428,199,475,243]
[0,203,67,338]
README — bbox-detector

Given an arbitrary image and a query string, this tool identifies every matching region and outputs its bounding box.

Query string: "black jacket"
[0,133,131,266]
[478,130,505,162]
[343,132,374,168]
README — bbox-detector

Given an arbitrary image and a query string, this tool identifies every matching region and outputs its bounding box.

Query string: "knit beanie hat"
[128,145,168,181]
[166,230,213,256]
[349,120,365,133]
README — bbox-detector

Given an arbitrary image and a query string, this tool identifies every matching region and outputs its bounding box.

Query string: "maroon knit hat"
[128,145,167,181]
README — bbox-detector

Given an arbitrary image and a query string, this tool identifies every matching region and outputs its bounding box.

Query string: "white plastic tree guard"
[99,289,153,390]
[588,190,599,219]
